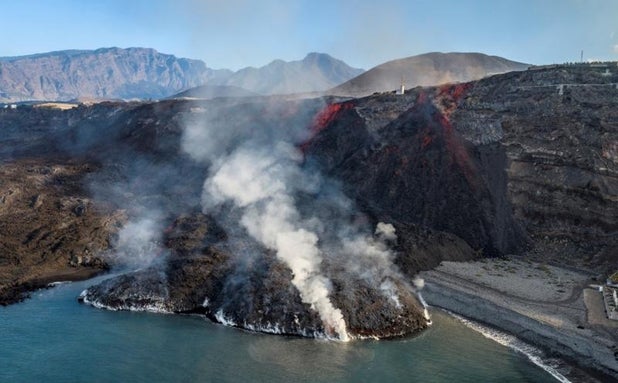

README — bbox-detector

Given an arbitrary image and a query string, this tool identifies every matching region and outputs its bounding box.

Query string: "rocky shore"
[419,259,618,382]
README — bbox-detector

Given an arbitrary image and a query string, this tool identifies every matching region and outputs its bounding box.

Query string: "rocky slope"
[309,63,617,271]
[329,52,529,97]
[0,159,125,305]
[1,63,616,340]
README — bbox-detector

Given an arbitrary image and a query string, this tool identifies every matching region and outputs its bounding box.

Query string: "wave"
[79,289,172,314]
[448,311,571,383]
[46,281,72,287]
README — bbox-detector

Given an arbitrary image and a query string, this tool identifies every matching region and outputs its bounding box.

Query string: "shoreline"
[419,259,618,383]
[0,267,106,306]
[442,308,571,383]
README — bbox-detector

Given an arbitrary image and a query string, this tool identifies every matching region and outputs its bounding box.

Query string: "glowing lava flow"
[299,102,353,152]
[413,83,478,186]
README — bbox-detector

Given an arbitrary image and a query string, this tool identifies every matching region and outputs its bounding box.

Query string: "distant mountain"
[170,85,258,99]
[329,52,529,96]
[0,47,231,101]
[0,49,363,101]
[211,53,365,95]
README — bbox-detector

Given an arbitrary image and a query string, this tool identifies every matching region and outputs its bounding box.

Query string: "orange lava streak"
[300,102,353,152]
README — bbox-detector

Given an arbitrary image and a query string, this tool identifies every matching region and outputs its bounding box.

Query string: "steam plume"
[181,99,425,338]
[204,143,348,340]
[114,215,164,268]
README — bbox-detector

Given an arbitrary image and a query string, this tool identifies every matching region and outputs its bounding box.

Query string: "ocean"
[0,276,561,383]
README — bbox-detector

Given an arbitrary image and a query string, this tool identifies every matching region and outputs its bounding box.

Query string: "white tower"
[397,76,405,95]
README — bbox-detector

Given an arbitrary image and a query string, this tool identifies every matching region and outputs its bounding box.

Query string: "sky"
[1,0,617,70]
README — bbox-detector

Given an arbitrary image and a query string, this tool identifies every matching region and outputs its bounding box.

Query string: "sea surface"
[0,276,561,383]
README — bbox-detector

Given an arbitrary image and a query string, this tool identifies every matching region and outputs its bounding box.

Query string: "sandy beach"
[419,258,618,382]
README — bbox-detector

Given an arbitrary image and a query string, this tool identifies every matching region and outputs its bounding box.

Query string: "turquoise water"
[0,276,558,383]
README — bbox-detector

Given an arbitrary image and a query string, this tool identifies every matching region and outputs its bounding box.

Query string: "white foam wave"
[80,290,171,314]
[211,310,355,341]
[47,281,71,287]
[450,312,571,383]
[214,310,237,327]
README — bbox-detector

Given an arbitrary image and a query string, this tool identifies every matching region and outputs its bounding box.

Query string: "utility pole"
[580,50,583,63]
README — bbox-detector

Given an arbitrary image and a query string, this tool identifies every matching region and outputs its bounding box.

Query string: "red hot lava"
[299,102,353,152]
[412,84,477,186]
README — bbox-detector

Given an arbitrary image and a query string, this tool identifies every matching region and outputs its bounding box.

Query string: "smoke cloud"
[182,98,419,339]
[413,277,425,290]
[113,214,165,269]
[375,222,397,242]
[204,142,348,340]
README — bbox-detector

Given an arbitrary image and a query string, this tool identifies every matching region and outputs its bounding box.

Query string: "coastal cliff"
[1,64,616,346]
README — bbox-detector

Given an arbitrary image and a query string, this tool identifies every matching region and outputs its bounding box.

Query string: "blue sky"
[1,0,617,70]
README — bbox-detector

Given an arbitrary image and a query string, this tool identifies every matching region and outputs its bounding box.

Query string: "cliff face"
[1,64,616,336]
[306,64,617,269]
[450,65,618,270]
[303,88,525,258]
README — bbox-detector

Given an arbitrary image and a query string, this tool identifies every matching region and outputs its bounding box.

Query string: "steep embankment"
[307,63,617,271]
[450,65,618,271]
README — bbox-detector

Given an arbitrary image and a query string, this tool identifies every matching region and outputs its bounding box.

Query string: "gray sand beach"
[419,258,618,382]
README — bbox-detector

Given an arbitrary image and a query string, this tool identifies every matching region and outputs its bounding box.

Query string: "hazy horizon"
[1,0,617,70]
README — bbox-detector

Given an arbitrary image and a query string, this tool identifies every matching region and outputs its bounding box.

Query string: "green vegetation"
[610,271,618,284]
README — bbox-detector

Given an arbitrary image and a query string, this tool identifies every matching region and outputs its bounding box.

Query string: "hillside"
[329,52,529,96]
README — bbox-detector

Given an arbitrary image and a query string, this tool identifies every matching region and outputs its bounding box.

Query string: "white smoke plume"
[375,222,397,242]
[113,214,165,269]
[413,277,425,290]
[204,142,348,340]
[413,277,430,323]
[181,99,422,338]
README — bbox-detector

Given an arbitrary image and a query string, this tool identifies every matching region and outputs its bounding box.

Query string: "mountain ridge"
[0,48,364,101]
[209,52,365,95]
[0,47,227,101]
